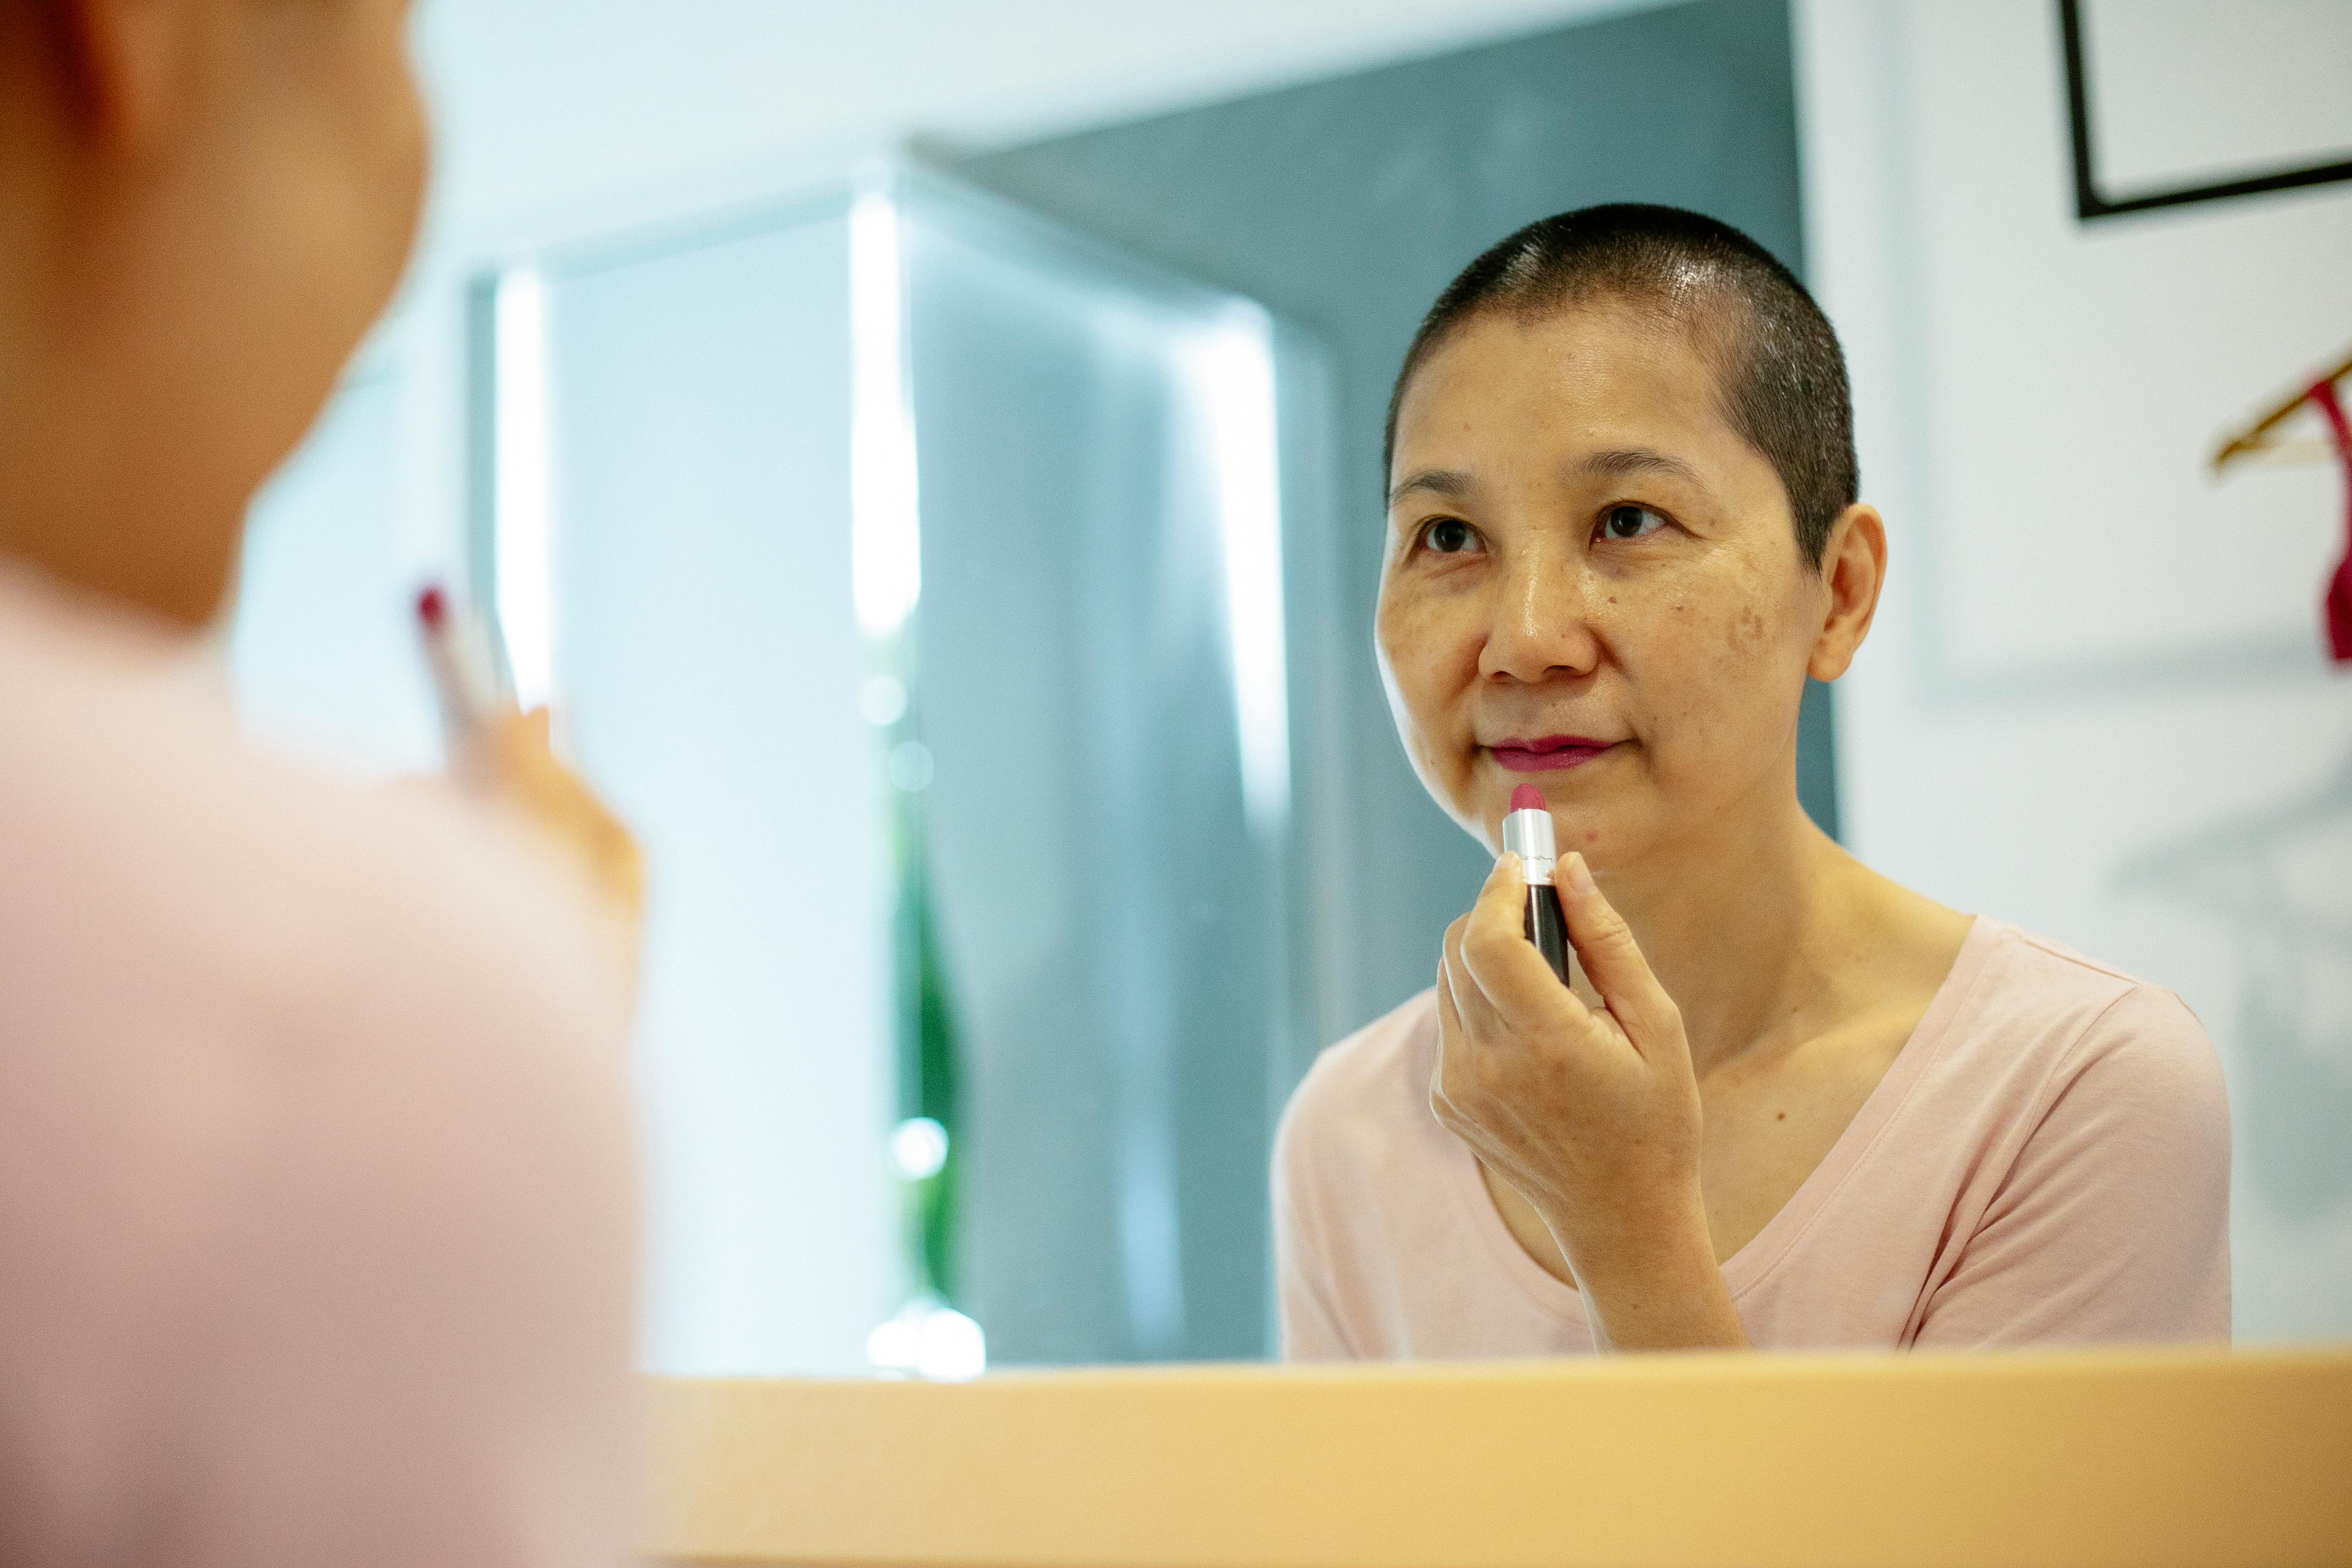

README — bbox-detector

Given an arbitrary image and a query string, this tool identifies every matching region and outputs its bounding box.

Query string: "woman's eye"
[1599,504,1669,541]
[1419,518,1478,554]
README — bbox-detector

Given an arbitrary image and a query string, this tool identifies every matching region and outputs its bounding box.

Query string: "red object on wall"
[2310,379,2352,665]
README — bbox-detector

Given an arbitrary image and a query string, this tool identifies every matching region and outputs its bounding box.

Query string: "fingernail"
[1565,853,1596,896]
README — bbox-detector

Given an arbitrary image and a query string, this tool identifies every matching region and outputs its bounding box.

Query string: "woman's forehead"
[1392,303,1742,476]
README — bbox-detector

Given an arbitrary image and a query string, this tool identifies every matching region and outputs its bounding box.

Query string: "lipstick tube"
[1502,786,1570,985]
[416,584,515,785]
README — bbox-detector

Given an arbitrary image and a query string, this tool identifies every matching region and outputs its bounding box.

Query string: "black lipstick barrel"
[1524,880,1569,985]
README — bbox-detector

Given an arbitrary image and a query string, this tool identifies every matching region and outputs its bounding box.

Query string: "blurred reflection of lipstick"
[1502,784,1570,985]
[416,583,513,783]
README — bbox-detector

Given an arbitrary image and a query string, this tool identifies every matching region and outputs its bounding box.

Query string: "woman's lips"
[1487,736,1616,773]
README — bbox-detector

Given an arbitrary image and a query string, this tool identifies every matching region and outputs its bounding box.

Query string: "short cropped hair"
[1384,204,1857,569]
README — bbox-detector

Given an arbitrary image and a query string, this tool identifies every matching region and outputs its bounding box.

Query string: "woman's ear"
[1806,502,1885,683]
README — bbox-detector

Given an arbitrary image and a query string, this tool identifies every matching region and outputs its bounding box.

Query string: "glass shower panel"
[482,172,1320,1375]
[524,206,903,1378]
[900,183,1299,1365]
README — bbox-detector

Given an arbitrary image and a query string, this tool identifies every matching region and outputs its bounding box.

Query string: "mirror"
[242,0,2341,1376]
[483,172,1327,1374]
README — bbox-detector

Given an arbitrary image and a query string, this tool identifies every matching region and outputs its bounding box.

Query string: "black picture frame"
[2059,0,2352,221]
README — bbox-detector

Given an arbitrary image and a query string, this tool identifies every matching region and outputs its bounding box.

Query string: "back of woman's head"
[0,0,428,627]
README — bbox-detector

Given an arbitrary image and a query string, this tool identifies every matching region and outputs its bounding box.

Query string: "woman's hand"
[1430,851,1746,1350]
[475,709,645,984]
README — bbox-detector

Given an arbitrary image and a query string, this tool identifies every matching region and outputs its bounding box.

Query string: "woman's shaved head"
[1386,205,1857,570]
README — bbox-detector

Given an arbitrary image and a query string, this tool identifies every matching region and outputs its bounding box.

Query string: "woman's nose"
[1477,546,1600,684]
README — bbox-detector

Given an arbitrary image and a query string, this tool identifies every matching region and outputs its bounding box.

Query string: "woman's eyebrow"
[1578,448,1704,485]
[1387,468,1475,508]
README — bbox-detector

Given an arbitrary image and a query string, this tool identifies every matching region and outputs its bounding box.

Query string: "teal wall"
[951,0,1829,1056]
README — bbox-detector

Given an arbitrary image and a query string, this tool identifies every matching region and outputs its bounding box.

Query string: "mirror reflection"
[224,0,2352,1377]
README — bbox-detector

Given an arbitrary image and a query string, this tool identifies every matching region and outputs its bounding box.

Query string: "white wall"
[412,0,1652,239]
[1797,0,2352,1342]
[231,350,442,775]
[534,213,902,1375]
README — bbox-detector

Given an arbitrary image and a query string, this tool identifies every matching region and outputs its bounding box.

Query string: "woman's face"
[1376,298,1834,867]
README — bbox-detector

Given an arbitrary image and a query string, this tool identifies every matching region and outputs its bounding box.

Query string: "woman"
[1274,205,2230,1356]
[0,1,641,1562]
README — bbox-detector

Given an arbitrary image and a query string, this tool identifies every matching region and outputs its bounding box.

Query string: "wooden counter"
[647,1346,2351,1567]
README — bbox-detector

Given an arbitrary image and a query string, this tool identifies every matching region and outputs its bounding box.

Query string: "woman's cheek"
[1658,603,1803,786]
[1605,592,1718,770]
[1377,589,1481,792]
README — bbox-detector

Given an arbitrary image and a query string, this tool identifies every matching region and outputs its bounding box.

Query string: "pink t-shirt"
[1274,917,2231,1358]
[0,574,641,1568]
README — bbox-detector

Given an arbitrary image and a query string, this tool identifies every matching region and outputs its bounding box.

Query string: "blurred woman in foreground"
[0,2,641,1563]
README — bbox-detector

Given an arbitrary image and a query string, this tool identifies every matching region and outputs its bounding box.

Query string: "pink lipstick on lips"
[1501,784,1572,986]
[1489,735,1614,773]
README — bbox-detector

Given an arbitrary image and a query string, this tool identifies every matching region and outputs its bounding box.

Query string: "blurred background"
[227,0,2352,1373]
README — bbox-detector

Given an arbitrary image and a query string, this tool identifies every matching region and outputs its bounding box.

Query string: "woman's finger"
[1555,851,1680,1055]
[1441,907,1516,1045]
[479,708,645,926]
[1457,852,1588,1034]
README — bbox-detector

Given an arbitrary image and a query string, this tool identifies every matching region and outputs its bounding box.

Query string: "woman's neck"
[1594,780,1866,1077]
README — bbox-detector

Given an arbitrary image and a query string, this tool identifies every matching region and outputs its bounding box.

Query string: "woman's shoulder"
[1936,918,2224,1117]
[1962,919,2203,1030]
[0,581,627,1062]
[1274,988,1442,1165]
[1888,921,2232,1344]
